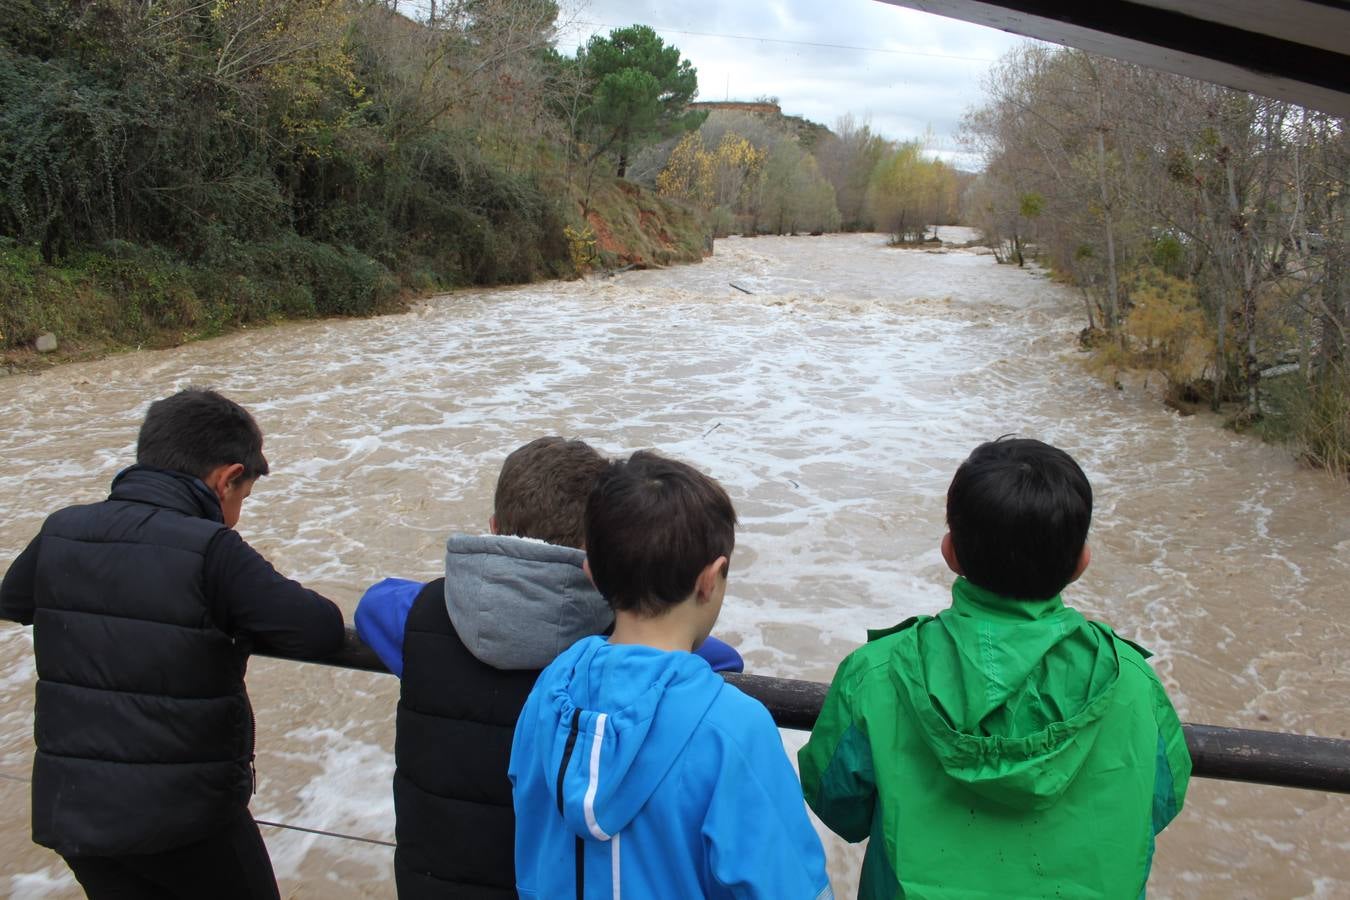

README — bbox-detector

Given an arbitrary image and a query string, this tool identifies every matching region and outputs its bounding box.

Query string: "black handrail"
[261,627,1350,796]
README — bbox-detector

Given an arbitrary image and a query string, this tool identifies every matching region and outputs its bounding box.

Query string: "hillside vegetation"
[1,1,986,367]
[0,2,708,362]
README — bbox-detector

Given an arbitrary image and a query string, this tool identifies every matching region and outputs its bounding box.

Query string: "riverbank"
[996,252,1350,480]
[0,179,709,374]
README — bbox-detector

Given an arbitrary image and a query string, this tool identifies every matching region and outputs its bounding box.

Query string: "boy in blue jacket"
[354,438,741,898]
[509,450,832,900]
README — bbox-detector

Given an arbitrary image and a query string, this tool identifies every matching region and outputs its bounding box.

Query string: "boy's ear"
[488,515,498,535]
[695,556,729,604]
[1068,544,1091,584]
[940,533,963,576]
[204,463,246,500]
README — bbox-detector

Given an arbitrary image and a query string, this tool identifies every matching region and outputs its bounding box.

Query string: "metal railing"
[261,627,1350,796]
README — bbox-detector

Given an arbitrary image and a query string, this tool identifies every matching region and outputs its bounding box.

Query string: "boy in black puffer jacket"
[0,387,344,899]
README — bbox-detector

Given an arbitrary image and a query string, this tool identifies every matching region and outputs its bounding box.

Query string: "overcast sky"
[554,0,1034,168]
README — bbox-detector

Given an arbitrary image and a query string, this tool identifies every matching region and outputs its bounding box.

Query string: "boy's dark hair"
[494,437,607,550]
[137,388,269,483]
[946,437,1092,600]
[585,450,737,616]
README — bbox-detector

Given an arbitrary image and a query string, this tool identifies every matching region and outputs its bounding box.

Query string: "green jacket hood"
[889,577,1122,810]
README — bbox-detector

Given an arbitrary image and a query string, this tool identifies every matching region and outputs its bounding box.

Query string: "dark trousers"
[63,809,280,900]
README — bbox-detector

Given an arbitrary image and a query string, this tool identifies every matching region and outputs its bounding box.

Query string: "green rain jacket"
[799,577,1191,900]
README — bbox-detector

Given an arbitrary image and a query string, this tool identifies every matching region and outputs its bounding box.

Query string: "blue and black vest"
[393,579,537,899]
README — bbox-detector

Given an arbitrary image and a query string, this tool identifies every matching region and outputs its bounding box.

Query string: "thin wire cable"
[569,21,998,62]
[0,769,394,849]
[254,819,395,849]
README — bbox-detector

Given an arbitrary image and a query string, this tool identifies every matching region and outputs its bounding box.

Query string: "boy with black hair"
[355,437,743,898]
[0,387,344,899]
[509,450,832,900]
[800,437,1191,899]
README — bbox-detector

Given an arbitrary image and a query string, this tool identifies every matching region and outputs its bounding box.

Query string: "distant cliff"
[689,101,832,149]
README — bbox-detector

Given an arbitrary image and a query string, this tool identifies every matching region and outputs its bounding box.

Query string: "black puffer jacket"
[392,535,612,899]
[0,466,344,857]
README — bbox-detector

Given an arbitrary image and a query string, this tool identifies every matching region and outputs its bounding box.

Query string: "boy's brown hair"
[493,437,607,549]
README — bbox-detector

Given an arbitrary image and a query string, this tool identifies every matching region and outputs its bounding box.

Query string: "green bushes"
[0,237,403,353]
[0,1,582,356]
[0,242,195,347]
[245,237,398,318]
[82,243,199,335]
[0,48,129,257]
[376,141,571,286]
[0,2,710,359]
[1259,367,1350,478]
[0,242,65,344]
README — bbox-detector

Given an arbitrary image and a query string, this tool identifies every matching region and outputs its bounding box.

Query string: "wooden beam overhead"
[877,0,1350,117]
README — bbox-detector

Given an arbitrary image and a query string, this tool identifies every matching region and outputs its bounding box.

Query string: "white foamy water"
[2,233,1348,897]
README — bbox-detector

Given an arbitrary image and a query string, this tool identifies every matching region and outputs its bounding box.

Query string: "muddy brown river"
[2,232,1347,898]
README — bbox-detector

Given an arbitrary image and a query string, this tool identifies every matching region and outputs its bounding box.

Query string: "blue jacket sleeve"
[353,577,425,678]
[696,635,744,673]
[704,700,833,899]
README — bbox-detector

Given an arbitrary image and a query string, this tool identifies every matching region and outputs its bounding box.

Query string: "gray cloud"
[557,0,1030,164]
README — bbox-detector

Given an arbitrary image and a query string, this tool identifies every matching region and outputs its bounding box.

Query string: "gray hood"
[443,533,614,670]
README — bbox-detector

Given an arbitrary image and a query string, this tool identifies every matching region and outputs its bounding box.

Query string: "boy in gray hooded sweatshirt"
[356,437,612,898]
[355,437,740,898]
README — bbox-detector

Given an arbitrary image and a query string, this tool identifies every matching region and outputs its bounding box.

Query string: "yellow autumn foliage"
[656,133,713,206]
[657,132,766,211]
[563,225,599,273]
[1123,266,1214,385]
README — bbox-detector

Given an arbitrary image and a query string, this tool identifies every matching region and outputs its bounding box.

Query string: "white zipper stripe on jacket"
[611,831,621,899]
[584,712,611,841]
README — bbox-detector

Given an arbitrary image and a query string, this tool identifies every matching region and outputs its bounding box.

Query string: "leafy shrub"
[1122,266,1213,387]
[83,242,202,334]
[1262,366,1350,478]
[255,236,396,316]
[709,205,736,238]
[564,225,599,274]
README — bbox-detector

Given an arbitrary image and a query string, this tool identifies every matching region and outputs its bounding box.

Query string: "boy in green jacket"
[800,438,1190,899]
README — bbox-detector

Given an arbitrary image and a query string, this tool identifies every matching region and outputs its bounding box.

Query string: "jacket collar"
[950,576,1065,622]
[109,465,225,523]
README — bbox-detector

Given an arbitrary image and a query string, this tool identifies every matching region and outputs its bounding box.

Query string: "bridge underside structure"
[877,1,1350,117]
